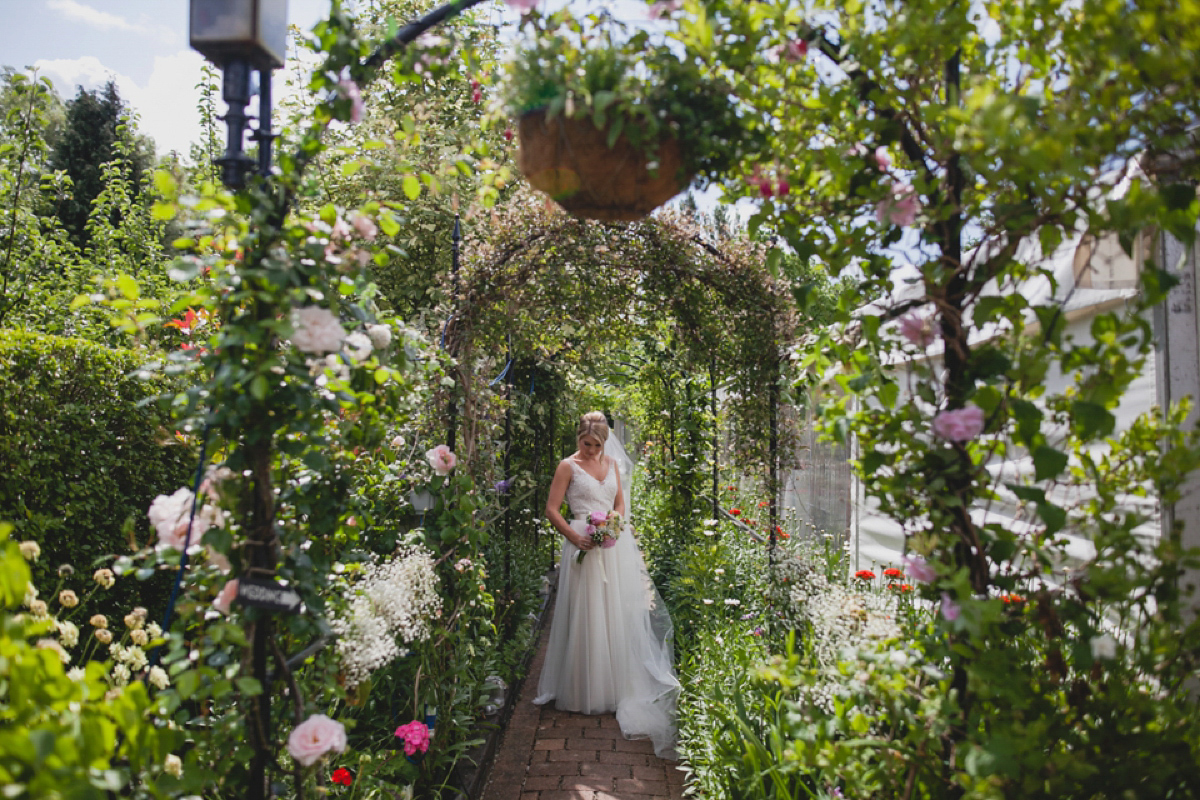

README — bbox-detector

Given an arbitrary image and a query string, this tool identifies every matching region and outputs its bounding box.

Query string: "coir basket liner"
[517,109,692,222]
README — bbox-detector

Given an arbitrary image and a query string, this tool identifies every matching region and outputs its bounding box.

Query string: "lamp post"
[189,0,288,188]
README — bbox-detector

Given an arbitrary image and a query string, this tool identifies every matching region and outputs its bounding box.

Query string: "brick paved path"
[480,609,686,800]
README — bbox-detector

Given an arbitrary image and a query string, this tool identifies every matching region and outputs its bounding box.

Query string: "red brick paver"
[480,607,686,800]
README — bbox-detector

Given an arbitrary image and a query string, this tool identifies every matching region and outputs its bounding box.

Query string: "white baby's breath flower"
[67,666,86,681]
[112,663,132,685]
[331,546,442,689]
[146,622,163,640]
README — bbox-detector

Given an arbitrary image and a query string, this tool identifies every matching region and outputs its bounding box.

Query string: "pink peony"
[601,537,617,549]
[213,579,239,614]
[288,714,347,767]
[589,511,609,527]
[932,405,986,442]
[902,556,937,584]
[940,592,961,621]
[875,183,921,227]
[339,79,364,123]
[874,146,891,170]
[395,720,431,756]
[898,312,936,348]
[426,444,457,476]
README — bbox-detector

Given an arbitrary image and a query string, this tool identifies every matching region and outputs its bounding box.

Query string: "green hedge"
[0,330,193,616]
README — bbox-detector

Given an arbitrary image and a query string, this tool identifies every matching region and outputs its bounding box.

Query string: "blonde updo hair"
[576,411,610,444]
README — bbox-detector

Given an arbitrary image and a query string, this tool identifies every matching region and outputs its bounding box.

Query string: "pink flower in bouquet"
[395,720,430,756]
[601,536,618,549]
[426,444,457,476]
[589,511,609,527]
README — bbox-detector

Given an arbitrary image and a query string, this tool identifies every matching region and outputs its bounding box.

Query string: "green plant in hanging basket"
[500,10,755,221]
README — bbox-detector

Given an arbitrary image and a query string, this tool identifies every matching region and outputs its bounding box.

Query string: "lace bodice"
[564,458,618,519]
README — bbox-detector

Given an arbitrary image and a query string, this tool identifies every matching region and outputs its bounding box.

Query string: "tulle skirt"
[534,520,680,760]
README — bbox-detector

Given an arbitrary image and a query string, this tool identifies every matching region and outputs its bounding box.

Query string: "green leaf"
[378,211,400,237]
[153,169,177,197]
[1072,400,1115,440]
[249,375,268,401]
[116,274,139,300]
[1037,500,1067,534]
[1032,445,1069,482]
[402,175,421,200]
[235,677,263,696]
[151,201,176,221]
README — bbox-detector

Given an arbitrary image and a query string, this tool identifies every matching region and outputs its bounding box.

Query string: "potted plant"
[500,10,755,221]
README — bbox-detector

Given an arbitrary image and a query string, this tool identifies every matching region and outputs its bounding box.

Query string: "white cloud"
[35,51,207,159]
[47,0,141,33]
[46,0,177,44]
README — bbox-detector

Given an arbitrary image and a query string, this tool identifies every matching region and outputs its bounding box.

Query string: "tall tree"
[47,81,150,247]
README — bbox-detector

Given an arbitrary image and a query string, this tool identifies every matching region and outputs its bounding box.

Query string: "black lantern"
[189,0,288,188]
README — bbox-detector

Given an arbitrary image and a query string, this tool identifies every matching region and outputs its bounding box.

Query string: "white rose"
[291,306,346,354]
[367,324,392,350]
[344,331,373,363]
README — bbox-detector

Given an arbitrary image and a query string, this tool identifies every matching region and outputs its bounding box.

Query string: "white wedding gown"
[534,454,680,760]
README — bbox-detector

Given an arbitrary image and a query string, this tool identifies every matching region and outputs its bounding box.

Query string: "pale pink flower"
[213,579,239,615]
[291,306,346,354]
[351,214,378,240]
[874,146,891,170]
[876,183,921,227]
[394,720,430,756]
[426,444,457,476]
[504,0,538,11]
[589,511,609,527]
[932,405,986,442]
[288,714,348,766]
[330,218,353,242]
[898,312,936,348]
[846,142,869,158]
[902,556,937,584]
[338,79,364,123]
[940,592,961,621]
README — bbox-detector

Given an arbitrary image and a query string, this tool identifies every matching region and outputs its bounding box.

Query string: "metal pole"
[215,59,255,189]
[710,355,719,520]
[768,354,779,564]
[447,214,461,451]
[503,340,513,601]
[256,66,274,178]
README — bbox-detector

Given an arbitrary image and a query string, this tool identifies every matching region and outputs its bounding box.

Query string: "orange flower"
[855,570,876,580]
[883,568,904,578]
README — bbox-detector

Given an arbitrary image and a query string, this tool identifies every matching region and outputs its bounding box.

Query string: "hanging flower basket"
[517,110,693,223]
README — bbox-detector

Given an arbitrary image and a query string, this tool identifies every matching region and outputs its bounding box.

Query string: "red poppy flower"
[854,570,876,580]
[883,568,904,578]
[1001,594,1025,604]
[887,583,913,592]
[332,768,353,786]
[758,500,769,508]
[729,508,741,516]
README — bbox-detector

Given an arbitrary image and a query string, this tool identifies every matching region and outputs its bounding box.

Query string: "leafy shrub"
[0,330,192,616]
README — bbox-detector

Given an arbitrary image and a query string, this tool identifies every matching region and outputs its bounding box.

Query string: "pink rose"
[898,312,936,348]
[351,213,378,241]
[902,556,937,584]
[589,511,609,527]
[875,183,921,227]
[338,79,364,123]
[425,444,457,476]
[288,714,347,766]
[940,592,961,621]
[395,720,430,756]
[601,537,617,549]
[932,405,986,442]
[213,579,239,615]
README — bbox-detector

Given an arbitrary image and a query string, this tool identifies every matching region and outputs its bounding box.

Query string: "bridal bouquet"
[576,510,621,564]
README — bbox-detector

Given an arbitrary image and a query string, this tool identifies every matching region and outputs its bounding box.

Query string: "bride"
[534,411,680,760]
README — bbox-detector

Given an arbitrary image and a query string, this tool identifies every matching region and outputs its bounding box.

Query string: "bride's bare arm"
[545,459,593,550]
